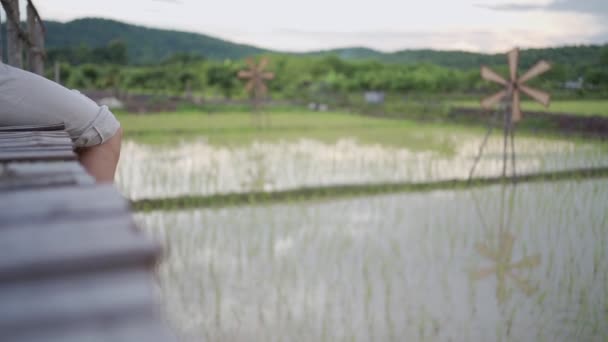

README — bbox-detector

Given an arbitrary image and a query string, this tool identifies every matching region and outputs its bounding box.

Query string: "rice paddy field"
[118,109,608,341]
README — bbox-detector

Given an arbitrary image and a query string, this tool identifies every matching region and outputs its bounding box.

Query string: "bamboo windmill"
[238,57,274,127]
[468,48,552,181]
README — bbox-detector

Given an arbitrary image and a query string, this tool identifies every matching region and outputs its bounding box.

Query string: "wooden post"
[26,2,33,70]
[26,1,44,75]
[0,7,4,63]
[54,60,61,84]
[3,0,22,68]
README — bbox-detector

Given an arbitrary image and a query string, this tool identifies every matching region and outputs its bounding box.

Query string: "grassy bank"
[450,99,608,117]
[131,166,608,211]
[116,107,607,152]
[117,110,478,153]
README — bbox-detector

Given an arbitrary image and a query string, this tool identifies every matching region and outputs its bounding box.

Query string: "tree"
[161,52,205,65]
[600,45,608,66]
[207,62,238,99]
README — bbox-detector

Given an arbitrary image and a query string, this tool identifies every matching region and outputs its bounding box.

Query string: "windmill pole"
[468,108,501,182]
[501,90,511,179]
[252,85,260,128]
[510,118,517,182]
[505,85,517,183]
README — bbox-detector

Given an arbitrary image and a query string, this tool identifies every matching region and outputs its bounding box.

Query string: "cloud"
[223,27,605,53]
[477,0,608,16]
[476,0,608,43]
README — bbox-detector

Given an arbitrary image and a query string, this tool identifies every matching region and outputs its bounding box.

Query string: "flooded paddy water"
[118,115,608,341]
[137,181,608,341]
[117,134,607,200]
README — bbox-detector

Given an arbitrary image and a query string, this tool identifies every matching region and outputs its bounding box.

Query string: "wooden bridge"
[0,126,174,341]
[1,2,174,340]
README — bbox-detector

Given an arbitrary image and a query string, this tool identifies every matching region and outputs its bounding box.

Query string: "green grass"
[116,110,482,154]
[450,100,608,117]
[117,109,607,156]
[131,166,608,211]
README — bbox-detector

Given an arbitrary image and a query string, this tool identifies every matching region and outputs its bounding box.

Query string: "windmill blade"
[508,48,519,82]
[481,66,508,86]
[238,70,253,79]
[262,72,275,80]
[476,243,498,261]
[481,89,507,109]
[258,57,269,71]
[471,267,496,280]
[245,80,255,93]
[519,84,551,107]
[518,60,551,84]
[512,89,522,122]
[246,57,256,69]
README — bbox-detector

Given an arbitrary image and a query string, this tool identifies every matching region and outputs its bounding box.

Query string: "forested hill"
[42,18,606,68]
[43,18,268,64]
[307,46,606,70]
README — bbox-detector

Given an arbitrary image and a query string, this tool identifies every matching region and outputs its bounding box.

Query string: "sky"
[20,0,608,52]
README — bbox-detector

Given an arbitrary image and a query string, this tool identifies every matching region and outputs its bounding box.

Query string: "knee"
[106,126,123,160]
[76,126,123,183]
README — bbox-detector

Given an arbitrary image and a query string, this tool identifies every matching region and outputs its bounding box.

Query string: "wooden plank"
[0,132,70,140]
[0,137,73,148]
[0,132,72,152]
[0,173,84,190]
[1,161,86,175]
[0,147,74,155]
[0,161,94,190]
[0,268,159,332]
[0,138,73,147]
[0,149,77,162]
[0,141,72,149]
[0,184,129,225]
[0,146,73,153]
[0,124,65,132]
[0,131,69,139]
[3,312,175,342]
[0,215,160,281]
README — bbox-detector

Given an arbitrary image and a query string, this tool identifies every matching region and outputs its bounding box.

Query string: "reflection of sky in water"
[138,180,608,342]
[117,136,607,200]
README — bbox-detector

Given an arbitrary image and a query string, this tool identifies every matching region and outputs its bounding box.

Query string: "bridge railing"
[0,0,45,74]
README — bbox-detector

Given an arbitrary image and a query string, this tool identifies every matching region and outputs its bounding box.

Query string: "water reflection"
[471,186,541,305]
[473,231,541,304]
[137,179,608,341]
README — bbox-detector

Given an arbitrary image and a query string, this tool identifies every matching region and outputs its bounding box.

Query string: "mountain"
[43,18,268,64]
[308,46,606,70]
[41,18,606,68]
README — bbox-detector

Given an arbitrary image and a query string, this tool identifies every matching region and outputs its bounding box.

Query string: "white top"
[0,63,120,147]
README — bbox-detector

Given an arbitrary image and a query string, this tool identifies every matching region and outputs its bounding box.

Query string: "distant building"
[564,77,584,90]
[307,102,329,111]
[98,97,125,110]
[364,91,385,104]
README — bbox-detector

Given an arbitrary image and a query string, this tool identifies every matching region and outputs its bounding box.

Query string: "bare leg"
[77,127,123,183]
